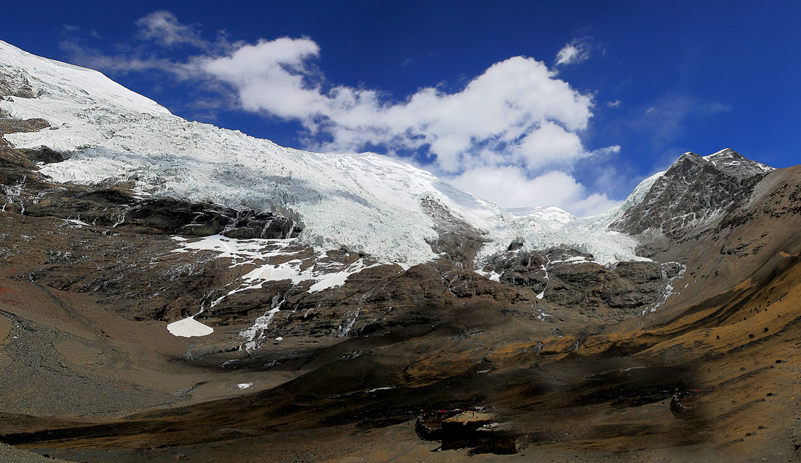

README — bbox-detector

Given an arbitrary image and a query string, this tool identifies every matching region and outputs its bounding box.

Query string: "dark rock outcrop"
[545,260,675,312]
[483,248,679,315]
[421,196,488,268]
[125,198,300,239]
[228,258,536,341]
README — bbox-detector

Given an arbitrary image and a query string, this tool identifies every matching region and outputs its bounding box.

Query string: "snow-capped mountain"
[2,38,786,340]
[4,39,801,463]
[0,40,646,266]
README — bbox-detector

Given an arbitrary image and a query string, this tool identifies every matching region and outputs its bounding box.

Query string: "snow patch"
[368,386,396,393]
[167,317,214,337]
[241,307,281,353]
[537,258,550,299]
[642,262,687,314]
[66,218,91,227]
[173,236,382,306]
[338,308,361,338]
[535,311,552,322]
[474,268,501,282]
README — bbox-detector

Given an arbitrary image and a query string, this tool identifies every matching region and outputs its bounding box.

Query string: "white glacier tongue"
[0,40,647,266]
[480,174,662,266]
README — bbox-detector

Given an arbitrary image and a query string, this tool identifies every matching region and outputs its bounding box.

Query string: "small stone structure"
[417,409,520,454]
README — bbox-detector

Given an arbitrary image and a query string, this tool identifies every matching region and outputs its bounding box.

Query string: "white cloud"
[569,193,622,216]
[196,38,325,118]
[194,42,596,176]
[516,121,588,169]
[445,167,620,216]
[447,167,581,209]
[555,38,593,67]
[136,11,205,48]
[62,12,624,216]
[59,39,199,78]
[634,94,731,145]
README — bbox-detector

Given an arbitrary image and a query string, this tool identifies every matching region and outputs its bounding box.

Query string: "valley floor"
[3,246,801,462]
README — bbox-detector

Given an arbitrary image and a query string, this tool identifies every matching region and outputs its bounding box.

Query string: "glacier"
[0,40,653,266]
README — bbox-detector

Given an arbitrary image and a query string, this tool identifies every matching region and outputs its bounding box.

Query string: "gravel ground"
[0,309,179,417]
[0,443,77,463]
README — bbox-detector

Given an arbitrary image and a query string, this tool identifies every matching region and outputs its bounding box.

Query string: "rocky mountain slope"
[1,40,800,462]
[611,149,772,242]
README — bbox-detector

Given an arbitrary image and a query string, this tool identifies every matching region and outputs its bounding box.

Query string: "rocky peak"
[610,149,771,240]
[420,196,488,268]
[703,148,773,179]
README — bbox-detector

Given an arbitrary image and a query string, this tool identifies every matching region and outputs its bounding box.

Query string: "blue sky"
[3,1,800,215]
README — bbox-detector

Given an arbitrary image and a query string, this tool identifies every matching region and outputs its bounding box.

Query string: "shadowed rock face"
[125,198,300,239]
[234,258,536,340]
[498,251,548,292]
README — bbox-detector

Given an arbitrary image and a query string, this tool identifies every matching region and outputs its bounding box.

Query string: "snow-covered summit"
[0,40,647,265]
[703,148,773,179]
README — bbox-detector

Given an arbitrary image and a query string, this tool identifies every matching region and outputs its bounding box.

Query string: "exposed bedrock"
[0,144,301,240]
[484,248,682,314]
[420,196,489,268]
[202,258,538,341]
